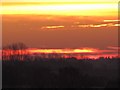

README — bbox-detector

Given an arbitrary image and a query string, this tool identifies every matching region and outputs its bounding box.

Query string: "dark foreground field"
[3,58,120,88]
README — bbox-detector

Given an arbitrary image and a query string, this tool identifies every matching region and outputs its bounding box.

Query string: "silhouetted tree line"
[2,43,120,88]
[3,56,120,88]
[2,43,119,61]
[2,43,29,61]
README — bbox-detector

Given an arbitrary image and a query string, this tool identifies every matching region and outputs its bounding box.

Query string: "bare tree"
[2,43,29,61]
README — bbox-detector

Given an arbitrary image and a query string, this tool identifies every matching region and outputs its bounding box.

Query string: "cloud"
[2,47,118,59]
[41,25,64,29]
[103,20,120,22]
[26,47,119,59]
[28,48,97,54]
[28,47,118,54]
[72,19,119,28]
[107,46,120,50]
[3,15,118,31]
[76,23,119,28]
[3,15,118,50]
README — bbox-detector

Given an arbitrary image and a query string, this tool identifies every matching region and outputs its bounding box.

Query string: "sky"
[1,0,119,58]
[2,0,119,2]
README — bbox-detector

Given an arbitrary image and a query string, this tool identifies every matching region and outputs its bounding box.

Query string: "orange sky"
[3,15,118,48]
[2,0,119,58]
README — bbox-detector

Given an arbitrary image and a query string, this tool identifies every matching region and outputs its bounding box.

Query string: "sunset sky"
[1,0,119,58]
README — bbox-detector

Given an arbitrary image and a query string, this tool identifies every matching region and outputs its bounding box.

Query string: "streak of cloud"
[77,23,119,28]
[107,46,120,50]
[28,48,97,54]
[28,47,118,54]
[41,25,64,29]
[103,20,120,22]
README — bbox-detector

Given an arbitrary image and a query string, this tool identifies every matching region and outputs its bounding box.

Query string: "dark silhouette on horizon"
[2,43,120,88]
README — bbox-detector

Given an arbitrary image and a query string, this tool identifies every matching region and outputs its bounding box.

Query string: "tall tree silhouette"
[2,43,28,60]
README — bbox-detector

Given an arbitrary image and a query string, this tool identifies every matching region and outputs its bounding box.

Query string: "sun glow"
[28,48,97,54]
[1,3,117,16]
[2,47,119,60]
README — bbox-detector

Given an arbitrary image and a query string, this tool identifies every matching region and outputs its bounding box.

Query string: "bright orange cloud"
[28,48,97,54]
[41,26,64,29]
[77,23,119,28]
[103,20,120,22]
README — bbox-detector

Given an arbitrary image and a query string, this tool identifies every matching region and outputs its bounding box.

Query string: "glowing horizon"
[28,48,97,54]
[2,47,119,60]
